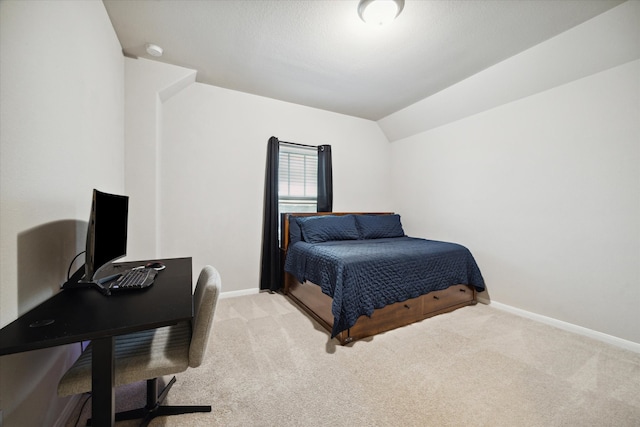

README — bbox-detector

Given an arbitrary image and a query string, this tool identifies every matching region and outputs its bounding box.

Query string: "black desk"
[0,257,193,427]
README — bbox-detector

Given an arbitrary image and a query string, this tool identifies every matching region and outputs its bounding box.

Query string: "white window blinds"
[279,145,317,202]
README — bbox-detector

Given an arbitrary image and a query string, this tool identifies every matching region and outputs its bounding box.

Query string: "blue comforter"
[284,237,485,338]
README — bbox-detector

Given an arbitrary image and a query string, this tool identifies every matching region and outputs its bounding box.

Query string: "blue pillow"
[287,215,303,245]
[297,215,360,243]
[355,214,405,239]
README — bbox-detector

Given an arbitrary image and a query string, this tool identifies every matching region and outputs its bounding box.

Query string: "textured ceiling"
[103,0,624,120]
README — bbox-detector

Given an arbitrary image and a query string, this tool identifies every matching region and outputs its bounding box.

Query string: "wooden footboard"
[285,271,477,345]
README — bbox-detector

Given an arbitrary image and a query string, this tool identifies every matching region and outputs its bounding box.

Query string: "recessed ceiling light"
[145,43,163,57]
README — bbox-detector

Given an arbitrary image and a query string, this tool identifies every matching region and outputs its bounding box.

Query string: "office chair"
[58,265,221,426]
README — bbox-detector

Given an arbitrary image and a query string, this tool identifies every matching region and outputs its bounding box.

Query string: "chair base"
[87,376,211,427]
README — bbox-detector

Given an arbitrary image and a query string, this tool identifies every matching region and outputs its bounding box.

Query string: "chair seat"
[58,322,191,397]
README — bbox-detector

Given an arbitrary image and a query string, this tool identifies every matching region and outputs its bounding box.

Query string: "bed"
[281,212,485,344]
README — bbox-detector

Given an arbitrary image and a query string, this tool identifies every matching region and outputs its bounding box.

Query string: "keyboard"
[108,268,157,291]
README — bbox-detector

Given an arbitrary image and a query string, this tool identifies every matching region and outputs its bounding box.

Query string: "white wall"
[124,58,392,293]
[157,83,392,292]
[123,57,196,261]
[390,58,639,345]
[0,1,124,425]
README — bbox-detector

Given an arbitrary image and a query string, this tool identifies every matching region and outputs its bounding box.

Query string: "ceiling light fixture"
[145,43,163,57]
[358,0,405,26]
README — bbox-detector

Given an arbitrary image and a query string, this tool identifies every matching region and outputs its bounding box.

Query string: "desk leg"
[92,336,115,427]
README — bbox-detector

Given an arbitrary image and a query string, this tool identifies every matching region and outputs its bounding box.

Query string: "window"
[278,144,317,215]
[261,137,332,291]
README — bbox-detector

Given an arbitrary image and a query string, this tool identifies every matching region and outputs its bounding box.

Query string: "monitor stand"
[62,267,111,295]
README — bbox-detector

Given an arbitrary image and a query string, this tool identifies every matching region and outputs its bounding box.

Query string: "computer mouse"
[146,262,166,271]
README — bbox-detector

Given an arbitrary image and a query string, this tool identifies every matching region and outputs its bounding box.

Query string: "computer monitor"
[84,189,129,281]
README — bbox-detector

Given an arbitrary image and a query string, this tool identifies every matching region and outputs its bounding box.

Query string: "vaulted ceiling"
[103,0,623,121]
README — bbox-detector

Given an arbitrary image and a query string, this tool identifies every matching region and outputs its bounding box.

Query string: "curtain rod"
[279,140,316,149]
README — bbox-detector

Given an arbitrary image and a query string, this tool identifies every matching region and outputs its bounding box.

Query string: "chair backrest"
[189,265,221,368]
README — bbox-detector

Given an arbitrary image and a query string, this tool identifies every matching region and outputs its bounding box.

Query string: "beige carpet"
[65,292,640,426]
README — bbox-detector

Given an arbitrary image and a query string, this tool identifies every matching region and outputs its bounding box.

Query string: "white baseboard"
[219,288,260,299]
[484,299,640,354]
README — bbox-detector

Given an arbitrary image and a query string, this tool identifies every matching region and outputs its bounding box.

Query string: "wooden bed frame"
[281,212,477,345]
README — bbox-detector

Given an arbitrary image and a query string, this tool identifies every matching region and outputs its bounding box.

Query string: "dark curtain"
[260,140,333,292]
[259,136,280,291]
[317,145,333,212]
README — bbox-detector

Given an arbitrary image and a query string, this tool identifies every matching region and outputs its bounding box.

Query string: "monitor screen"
[84,189,129,281]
